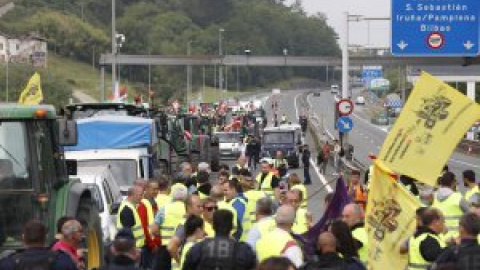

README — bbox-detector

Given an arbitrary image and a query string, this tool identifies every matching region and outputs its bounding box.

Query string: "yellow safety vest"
[141,198,156,225]
[465,186,479,202]
[352,226,368,264]
[116,200,145,248]
[292,208,308,234]
[229,197,250,241]
[291,184,308,209]
[160,201,186,246]
[218,200,237,232]
[432,192,463,233]
[156,193,171,209]
[179,240,197,270]
[256,172,274,197]
[244,190,267,225]
[204,220,214,237]
[408,233,446,270]
[256,228,300,263]
[256,217,276,239]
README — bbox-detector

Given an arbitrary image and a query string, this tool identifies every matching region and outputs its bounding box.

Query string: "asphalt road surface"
[306,89,480,189]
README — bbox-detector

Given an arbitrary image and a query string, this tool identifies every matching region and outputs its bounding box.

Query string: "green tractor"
[0,104,103,269]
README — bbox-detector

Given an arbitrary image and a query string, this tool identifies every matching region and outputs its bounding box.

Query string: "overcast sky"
[299,0,391,48]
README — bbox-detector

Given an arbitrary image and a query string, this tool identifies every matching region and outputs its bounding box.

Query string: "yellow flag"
[18,72,43,105]
[379,72,480,186]
[366,160,420,270]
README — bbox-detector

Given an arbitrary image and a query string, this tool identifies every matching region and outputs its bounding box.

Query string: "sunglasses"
[205,206,218,212]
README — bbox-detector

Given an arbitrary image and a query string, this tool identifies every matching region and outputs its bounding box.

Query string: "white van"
[66,148,151,197]
[72,166,123,243]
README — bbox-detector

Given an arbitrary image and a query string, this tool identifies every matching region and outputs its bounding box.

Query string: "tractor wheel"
[76,197,104,270]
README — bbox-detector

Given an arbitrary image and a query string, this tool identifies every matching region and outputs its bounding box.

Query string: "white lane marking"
[314,93,480,170]
[296,93,333,193]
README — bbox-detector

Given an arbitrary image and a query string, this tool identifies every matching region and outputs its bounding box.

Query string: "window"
[77,160,137,187]
[102,180,113,205]
[87,184,104,212]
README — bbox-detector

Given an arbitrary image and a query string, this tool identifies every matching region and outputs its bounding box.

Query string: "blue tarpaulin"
[65,116,154,151]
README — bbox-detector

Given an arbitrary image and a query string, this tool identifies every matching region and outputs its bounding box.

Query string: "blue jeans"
[304,166,311,184]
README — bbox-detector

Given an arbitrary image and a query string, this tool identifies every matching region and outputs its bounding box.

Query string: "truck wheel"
[76,197,104,270]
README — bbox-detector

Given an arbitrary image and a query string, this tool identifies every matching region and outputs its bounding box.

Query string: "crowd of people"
[2,159,480,270]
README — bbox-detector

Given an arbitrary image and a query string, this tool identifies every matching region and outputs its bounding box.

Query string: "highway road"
[306,90,480,188]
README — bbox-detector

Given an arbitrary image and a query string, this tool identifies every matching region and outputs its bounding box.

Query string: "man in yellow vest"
[116,185,145,249]
[201,197,218,237]
[408,207,446,270]
[245,197,276,249]
[433,172,469,240]
[156,176,171,208]
[463,170,477,201]
[256,160,280,199]
[210,184,238,234]
[256,205,304,268]
[168,194,204,270]
[342,203,368,264]
[223,179,249,240]
[151,183,188,270]
[137,180,160,269]
[285,189,311,234]
[240,175,267,229]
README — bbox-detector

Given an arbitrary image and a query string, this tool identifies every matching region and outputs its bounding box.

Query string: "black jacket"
[302,149,311,167]
[0,247,79,270]
[413,226,445,262]
[432,238,480,270]
[100,255,140,270]
[301,252,347,270]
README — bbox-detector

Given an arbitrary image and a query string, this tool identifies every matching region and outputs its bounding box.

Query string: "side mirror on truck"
[57,119,78,146]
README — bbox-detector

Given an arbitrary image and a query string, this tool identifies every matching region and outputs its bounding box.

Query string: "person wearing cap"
[463,170,477,202]
[151,184,188,270]
[101,228,141,270]
[255,160,280,199]
[256,205,304,268]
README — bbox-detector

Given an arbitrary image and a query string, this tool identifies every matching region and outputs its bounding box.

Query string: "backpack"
[12,250,59,270]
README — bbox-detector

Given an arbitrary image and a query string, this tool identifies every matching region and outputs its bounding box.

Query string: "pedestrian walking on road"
[301,145,311,185]
[319,142,331,175]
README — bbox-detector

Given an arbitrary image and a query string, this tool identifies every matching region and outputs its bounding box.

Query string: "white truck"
[65,115,160,196]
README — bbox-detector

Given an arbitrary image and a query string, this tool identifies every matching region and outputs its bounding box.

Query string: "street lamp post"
[116,33,125,90]
[218,28,224,100]
[112,0,116,97]
[186,41,192,105]
[283,48,288,79]
[5,41,9,102]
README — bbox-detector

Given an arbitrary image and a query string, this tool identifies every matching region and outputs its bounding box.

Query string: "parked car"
[215,131,243,158]
[355,96,365,105]
[371,112,389,126]
[331,84,339,94]
[73,165,123,244]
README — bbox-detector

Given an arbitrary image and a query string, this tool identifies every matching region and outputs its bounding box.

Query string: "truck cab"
[261,125,301,168]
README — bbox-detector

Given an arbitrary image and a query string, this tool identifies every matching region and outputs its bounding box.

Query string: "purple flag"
[298,177,351,257]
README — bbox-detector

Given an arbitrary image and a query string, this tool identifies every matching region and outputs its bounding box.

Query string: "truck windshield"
[77,160,137,187]
[0,122,30,189]
[0,121,34,250]
[263,132,294,144]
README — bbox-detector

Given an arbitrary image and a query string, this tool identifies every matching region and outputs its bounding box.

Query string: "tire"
[76,197,104,270]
